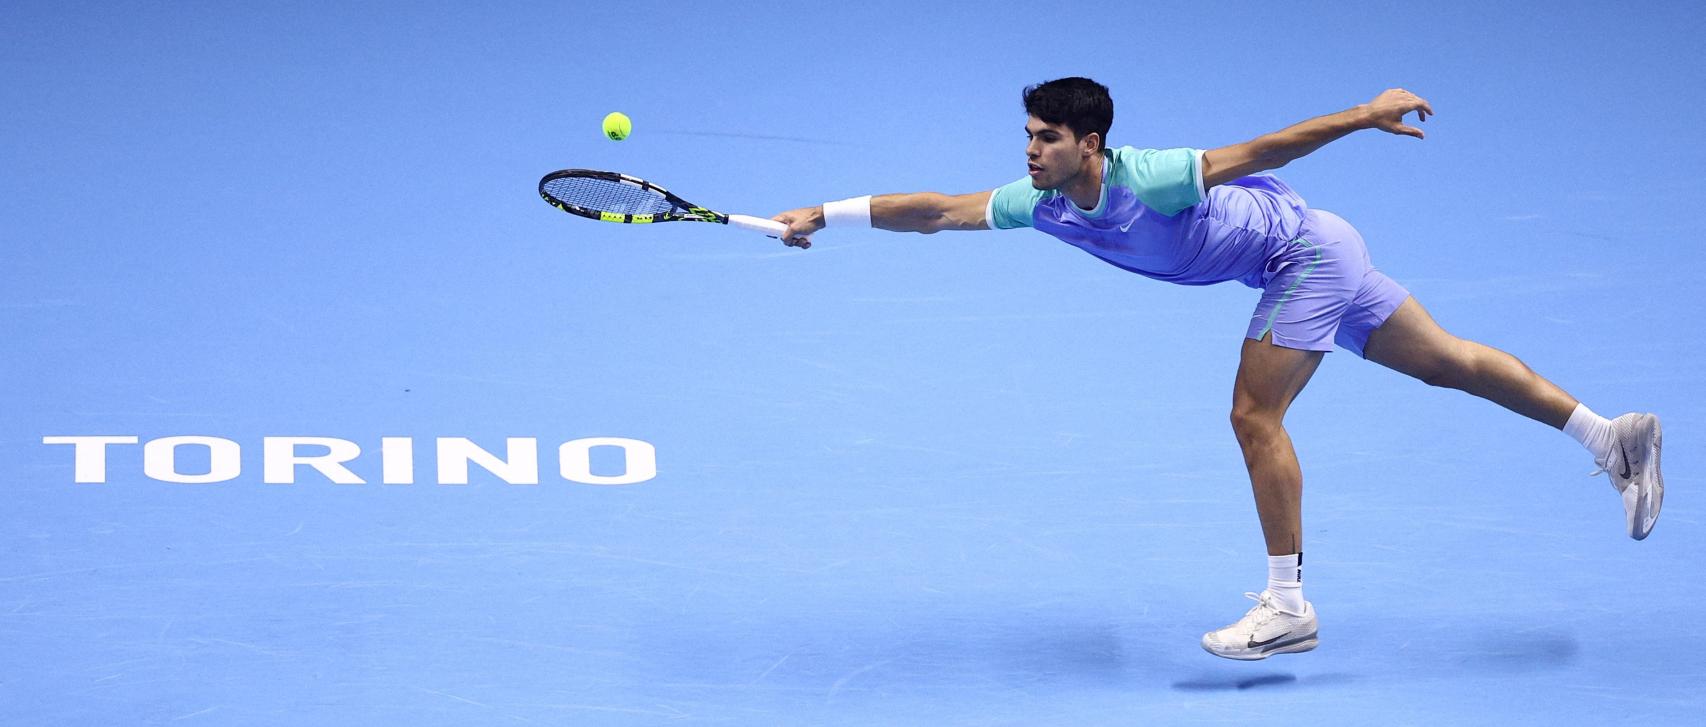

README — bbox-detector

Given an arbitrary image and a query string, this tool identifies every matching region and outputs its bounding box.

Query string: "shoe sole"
[1202,633,1319,661]
[1633,415,1664,540]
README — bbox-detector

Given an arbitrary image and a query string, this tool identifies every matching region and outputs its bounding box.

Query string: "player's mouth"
[1027,163,1042,177]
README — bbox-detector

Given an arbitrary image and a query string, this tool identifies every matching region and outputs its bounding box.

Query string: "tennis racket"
[538,169,802,247]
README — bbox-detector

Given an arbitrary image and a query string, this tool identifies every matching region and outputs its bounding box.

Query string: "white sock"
[1564,403,1616,467]
[1266,553,1304,613]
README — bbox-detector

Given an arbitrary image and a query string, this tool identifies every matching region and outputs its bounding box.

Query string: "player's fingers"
[1401,125,1424,139]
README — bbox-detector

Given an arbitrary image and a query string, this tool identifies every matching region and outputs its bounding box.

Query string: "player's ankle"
[1266,553,1305,612]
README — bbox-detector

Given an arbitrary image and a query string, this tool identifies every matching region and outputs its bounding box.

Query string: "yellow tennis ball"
[602,112,631,141]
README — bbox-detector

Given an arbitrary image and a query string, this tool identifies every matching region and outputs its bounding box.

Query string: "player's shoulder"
[1106,144,1182,169]
[1106,144,1164,157]
[1106,145,1166,180]
[1105,145,1204,216]
[1107,145,1201,180]
[988,175,1055,230]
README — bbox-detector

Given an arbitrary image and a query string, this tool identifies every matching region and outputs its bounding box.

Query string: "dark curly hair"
[1022,77,1113,150]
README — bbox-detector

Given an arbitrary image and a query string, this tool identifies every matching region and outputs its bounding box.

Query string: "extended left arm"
[1200,88,1434,189]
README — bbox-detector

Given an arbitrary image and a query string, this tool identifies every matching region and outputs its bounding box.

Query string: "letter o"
[559,438,655,485]
[143,436,241,484]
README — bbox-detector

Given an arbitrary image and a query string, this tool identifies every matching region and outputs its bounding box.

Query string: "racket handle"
[727,214,790,238]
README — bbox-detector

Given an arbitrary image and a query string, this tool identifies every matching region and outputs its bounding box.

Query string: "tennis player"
[770,77,1664,660]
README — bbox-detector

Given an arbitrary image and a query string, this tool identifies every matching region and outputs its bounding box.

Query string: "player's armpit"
[1201,143,1275,190]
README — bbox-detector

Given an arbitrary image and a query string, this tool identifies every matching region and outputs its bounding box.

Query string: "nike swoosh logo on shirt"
[1118,220,1135,232]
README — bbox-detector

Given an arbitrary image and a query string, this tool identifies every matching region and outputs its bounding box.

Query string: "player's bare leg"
[1231,333,1325,557]
[1202,333,1325,660]
[1361,297,1575,426]
[1362,296,1663,538]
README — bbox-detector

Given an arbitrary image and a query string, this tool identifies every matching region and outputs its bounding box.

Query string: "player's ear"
[1080,131,1103,155]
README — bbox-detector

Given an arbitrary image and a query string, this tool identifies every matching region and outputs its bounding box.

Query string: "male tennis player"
[770,77,1665,660]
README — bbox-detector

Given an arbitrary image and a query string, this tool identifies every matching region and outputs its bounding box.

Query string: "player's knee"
[1417,340,1475,390]
[1418,362,1457,389]
[1229,405,1282,443]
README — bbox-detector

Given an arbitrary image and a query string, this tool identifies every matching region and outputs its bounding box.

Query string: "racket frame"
[537,169,726,225]
[538,169,791,238]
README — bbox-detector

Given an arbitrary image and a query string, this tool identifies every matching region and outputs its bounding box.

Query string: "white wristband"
[822,195,873,228]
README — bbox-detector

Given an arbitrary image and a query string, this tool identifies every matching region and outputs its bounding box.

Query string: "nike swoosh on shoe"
[1246,634,1286,648]
[1246,632,1316,651]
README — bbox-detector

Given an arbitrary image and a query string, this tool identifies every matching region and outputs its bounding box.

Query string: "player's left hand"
[1364,88,1434,139]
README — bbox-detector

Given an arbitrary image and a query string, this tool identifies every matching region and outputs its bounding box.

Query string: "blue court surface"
[5,2,1703,725]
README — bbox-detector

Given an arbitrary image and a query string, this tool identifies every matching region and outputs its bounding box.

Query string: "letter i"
[381,437,415,484]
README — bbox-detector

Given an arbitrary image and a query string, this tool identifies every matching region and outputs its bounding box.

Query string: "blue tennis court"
[5,2,1701,724]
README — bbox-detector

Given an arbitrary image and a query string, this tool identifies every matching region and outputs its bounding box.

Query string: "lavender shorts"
[1245,209,1410,357]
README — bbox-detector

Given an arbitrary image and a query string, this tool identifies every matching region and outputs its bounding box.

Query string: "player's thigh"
[1234,333,1326,418]
[1360,296,1470,384]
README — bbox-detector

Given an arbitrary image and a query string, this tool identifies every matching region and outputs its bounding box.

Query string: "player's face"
[1024,116,1097,190]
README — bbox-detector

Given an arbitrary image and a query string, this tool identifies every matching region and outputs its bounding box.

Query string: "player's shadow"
[1167,627,1579,692]
[1170,672,1298,691]
[1170,671,1357,691]
[626,614,1140,690]
[1453,628,1579,673]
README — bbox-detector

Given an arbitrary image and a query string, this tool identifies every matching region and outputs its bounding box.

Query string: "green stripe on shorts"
[1258,238,1323,342]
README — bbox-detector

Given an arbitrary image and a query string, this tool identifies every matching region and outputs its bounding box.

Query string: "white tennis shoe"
[1201,591,1318,661]
[1593,412,1664,540]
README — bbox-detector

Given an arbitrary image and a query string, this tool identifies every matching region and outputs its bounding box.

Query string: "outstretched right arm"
[771,190,993,248]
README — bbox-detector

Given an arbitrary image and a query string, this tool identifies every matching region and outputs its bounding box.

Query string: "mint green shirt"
[987,146,1204,230]
[984,146,1312,287]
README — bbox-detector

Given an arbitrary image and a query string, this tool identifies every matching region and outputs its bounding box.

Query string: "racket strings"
[543,176,678,216]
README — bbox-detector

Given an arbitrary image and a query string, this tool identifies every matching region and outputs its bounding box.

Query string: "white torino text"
[40,436,657,486]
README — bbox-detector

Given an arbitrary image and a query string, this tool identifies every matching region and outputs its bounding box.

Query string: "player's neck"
[1061,154,1103,211]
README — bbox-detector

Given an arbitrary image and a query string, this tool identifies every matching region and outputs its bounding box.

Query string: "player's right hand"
[1364,88,1434,139]
[771,206,823,249]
